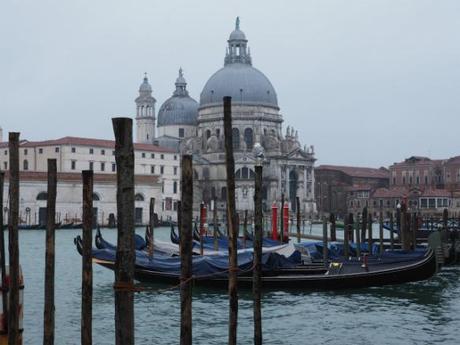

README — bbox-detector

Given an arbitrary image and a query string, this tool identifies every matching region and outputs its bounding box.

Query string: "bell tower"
[135,73,156,144]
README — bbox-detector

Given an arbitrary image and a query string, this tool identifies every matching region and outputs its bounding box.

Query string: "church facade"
[148,18,317,215]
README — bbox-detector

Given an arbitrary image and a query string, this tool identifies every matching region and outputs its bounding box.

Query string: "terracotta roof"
[316,165,389,179]
[3,136,175,153]
[3,171,160,185]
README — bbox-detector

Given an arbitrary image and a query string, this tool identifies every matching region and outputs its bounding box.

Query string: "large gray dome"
[200,18,278,109]
[158,69,199,127]
[200,63,278,109]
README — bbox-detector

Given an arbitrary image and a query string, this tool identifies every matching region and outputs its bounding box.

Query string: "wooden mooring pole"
[112,118,135,345]
[280,194,284,244]
[389,212,394,250]
[379,209,384,255]
[148,198,155,258]
[343,215,349,258]
[401,203,409,251]
[0,172,8,336]
[322,217,328,266]
[81,170,93,345]
[8,132,21,345]
[329,213,336,242]
[296,197,301,243]
[213,198,218,251]
[355,215,361,258]
[411,213,417,251]
[223,96,239,345]
[243,210,248,248]
[43,159,57,345]
[368,214,373,255]
[361,207,367,244]
[253,165,263,345]
[180,155,193,345]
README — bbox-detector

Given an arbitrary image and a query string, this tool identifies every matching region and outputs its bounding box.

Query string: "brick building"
[315,165,389,218]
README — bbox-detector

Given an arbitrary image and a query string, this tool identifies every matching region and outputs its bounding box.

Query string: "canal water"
[13,226,460,344]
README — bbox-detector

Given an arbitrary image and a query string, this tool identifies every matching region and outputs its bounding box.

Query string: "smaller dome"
[158,69,199,127]
[139,74,152,93]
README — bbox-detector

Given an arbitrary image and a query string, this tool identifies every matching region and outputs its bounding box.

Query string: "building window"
[416,176,420,185]
[142,152,146,158]
[221,187,227,200]
[135,193,145,201]
[205,129,211,140]
[174,155,177,160]
[24,149,28,155]
[151,165,155,174]
[216,128,220,137]
[71,161,76,170]
[160,166,164,174]
[92,193,100,201]
[179,128,185,138]
[38,148,43,154]
[421,198,428,208]
[425,176,428,185]
[174,167,177,175]
[402,177,406,185]
[23,160,28,171]
[112,150,115,156]
[161,154,164,159]
[151,153,155,159]
[71,147,76,153]
[101,149,105,155]
[112,163,116,172]
[173,181,177,194]
[89,162,94,170]
[4,150,7,155]
[244,128,254,150]
[3,162,7,170]
[428,198,436,208]
[55,147,59,153]
[232,128,240,150]
[101,162,105,171]
[89,148,94,154]
[36,192,48,200]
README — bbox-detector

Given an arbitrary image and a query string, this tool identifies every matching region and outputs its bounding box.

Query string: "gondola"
[95,228,147,251]
[75,234,439,290]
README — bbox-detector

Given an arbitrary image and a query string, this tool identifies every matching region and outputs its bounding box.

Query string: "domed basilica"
[135,18,316,215]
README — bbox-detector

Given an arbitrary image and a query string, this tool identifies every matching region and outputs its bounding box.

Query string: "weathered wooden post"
[361,207,367,243]
[389,212,394,250]
[43,159,57,345]
[8,132,21,345]
[148,198,155,258]
[243,210,248,248]
[296,197,301,243]
[322,216,328,266]
[223,96,239,345]
[355,214,361,257]
[199,202,205,255]
[348,213,354,245]
[329,213,336,242]
[379,209,384,255]
[280,194,284,244]
[180,155,193,345]
[253,165,263,345]
[81,170,93,345]
[0,172,7,335]
[368,214,373,255]
[213,198,218,251]
[343,215,349,258]
[112,118,135,345]
[443,208,448,230]
[411,213,417,251]
[177,201,182,252]
[401,203,409,251]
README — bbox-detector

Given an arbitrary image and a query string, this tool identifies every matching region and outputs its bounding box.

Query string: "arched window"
[173,181,177,194]
[36,192,47,200]
[235,168,255,180]
[203,167,210,179]
[232,128,240,150]
[92,193,100,201]
[221,187,227,201]
[244,128,253,150]
[135,193,145,202]
[23,160,28,171]
[205,129,211,140]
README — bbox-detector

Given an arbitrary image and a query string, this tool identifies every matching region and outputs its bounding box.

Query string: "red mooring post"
[271,202,278,241]
[283,202,289,242]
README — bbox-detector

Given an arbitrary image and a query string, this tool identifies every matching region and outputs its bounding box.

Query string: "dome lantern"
[225,17,252,66]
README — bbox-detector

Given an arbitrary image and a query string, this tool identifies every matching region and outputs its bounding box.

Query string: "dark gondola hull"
[92,249,437,290]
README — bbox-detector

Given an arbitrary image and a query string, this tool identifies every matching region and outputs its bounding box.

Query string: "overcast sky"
[1,0,459,167]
